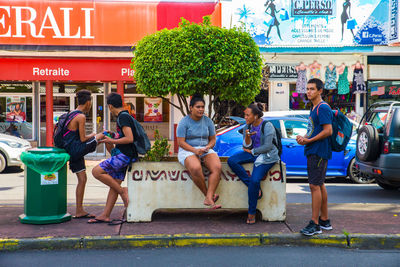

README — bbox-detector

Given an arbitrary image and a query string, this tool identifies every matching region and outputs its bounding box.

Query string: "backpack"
[117,111,151,155]
[261,120,284,183]
[53,111,81,148]
[316,102,352,152]
[261,120,283,157]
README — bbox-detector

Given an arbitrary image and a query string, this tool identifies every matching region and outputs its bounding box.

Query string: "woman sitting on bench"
[176,93,222,209]
[228,103,279,224]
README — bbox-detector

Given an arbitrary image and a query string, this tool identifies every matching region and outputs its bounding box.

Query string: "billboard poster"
[144,98,163,122]
[6,96,26,122]
[231,0,389,47]
[124,97,137,119]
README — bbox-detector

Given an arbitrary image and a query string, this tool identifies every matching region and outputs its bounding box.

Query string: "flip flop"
[213,194,219,203]
[205,204,222,210]
[87,218,111,224]
[108,219,127,226]
[246,217,256,225]
[73,213,96,219]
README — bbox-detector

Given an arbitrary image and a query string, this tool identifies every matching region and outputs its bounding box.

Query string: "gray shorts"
[307,154,328,186]
[178,147,216,166]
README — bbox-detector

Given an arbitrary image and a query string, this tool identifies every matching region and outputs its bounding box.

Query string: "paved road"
[1,164,399,205]
[1,246,400,267]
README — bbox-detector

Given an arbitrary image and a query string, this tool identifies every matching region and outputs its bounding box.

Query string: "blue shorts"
[99,149,137,181]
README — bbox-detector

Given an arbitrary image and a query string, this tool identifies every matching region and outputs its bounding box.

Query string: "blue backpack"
[316,103,352,152]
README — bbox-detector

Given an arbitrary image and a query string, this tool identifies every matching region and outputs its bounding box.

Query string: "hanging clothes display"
[296,68,307,94]
[324,66,337,90]
[309,62,322,79]
[338,66,350,95]
[352,68,367,94]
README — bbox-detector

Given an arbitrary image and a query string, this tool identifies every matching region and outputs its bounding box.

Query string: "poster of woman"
[231,0,388,46]
[6,97,26,122]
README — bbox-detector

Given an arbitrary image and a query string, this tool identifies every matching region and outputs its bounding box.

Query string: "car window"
[370,112,387,133]
[284,120,308,139]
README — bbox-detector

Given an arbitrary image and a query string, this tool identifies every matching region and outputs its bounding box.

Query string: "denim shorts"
[307,154,328,186]
[99,148,137,181]
[177,147,216,166]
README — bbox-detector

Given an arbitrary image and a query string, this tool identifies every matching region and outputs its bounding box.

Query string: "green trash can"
[19,147,71,224]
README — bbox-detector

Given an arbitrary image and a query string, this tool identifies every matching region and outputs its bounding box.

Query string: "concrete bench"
[126,159,286,222]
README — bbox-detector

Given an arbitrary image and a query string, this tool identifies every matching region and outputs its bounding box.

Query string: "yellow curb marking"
[36,236,54,240]
[0,238,19,250]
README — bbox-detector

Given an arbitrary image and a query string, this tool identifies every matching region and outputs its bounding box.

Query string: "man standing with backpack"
[88,93,139,224]
[59,90,105,219]
[296,78,333,236]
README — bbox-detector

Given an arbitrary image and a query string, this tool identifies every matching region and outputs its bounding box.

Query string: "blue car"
[215,116,371,184]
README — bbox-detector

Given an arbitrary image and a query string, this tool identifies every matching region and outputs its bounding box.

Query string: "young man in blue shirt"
[296,78,333,236]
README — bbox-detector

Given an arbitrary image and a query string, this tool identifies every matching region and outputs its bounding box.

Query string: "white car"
[0,133,31,172]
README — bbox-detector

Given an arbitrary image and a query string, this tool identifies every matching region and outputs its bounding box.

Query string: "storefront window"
[289,83,311,110]
[289,82,356,115]
[111,83,137,94]
[110,83,170,140]
[39,83,105,149]
[0,83,33,139]
[40,83,104,94]
[0,82,33,93]
[368,81,400,106]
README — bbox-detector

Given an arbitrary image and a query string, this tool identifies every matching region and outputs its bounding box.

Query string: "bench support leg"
[127,207,154,222]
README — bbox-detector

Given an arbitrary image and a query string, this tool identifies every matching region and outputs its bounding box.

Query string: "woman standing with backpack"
[227,103,280,224]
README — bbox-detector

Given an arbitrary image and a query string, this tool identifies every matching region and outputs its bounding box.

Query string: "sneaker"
[319,217,333,230]
[300,220,322,236]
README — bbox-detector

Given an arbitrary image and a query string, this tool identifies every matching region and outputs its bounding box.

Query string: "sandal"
[246,215,256,225]
[205,203,222,210]
[213,194,219,203]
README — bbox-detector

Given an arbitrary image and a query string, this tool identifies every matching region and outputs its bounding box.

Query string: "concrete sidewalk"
[1,203,400,251]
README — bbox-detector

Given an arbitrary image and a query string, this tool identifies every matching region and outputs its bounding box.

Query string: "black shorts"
[68,137,97,173]
[307,154,328,186]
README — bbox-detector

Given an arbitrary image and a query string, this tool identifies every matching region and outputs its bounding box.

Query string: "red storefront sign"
[0,0,220,46]
[0,58,134,81]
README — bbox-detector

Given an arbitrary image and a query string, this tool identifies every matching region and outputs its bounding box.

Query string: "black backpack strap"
[261,120,267,135]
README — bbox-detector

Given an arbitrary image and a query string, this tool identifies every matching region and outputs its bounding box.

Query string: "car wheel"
[356,125,380,162]
[0,152,6,173]
[348,158,375,184]
[377,181,400,190]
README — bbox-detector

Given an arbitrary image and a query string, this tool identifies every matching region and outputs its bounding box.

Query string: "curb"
[1,233,400,251]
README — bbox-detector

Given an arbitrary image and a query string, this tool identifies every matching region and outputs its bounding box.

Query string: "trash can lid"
[27,147,67,154]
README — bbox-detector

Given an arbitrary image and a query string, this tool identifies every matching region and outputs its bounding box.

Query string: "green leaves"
[142,130,171,162]
[132,16,262,120]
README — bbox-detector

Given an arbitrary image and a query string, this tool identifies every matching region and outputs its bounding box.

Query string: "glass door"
[74,94,105,156]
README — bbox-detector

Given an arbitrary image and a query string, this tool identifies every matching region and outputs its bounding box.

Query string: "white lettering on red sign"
[0,6,94,39]
[121,68,134,77]
[33,67,70,76]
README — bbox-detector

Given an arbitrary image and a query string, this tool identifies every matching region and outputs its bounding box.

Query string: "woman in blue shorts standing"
[228,103,279,224]
[176,94,222,209]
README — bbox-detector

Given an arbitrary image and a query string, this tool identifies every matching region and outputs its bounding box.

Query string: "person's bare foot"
[203,196,214,206]
[87,215,111,224]
[121,187,129,208]
[73,211,95,219]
